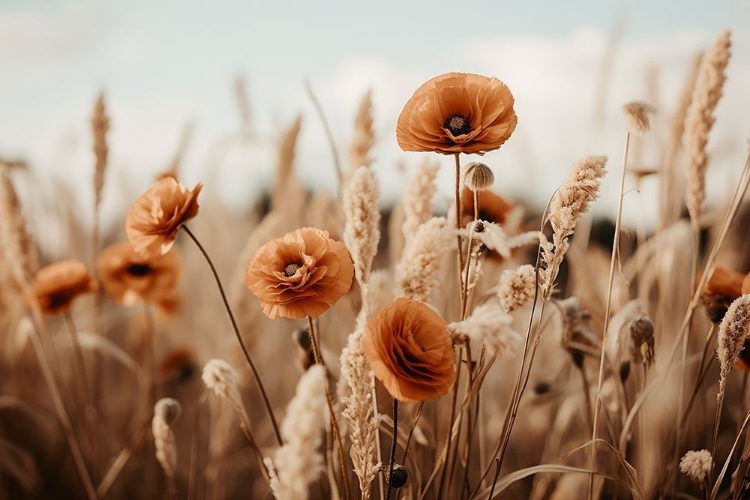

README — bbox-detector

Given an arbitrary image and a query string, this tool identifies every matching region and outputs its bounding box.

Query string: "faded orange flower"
[697,265,745,323]
[461,187,515,228]
[363,297,455,403]
[32,259,98,315]
[396,72,517,155]
[125,177,203,257]
[97,242,182,313]
[245,227,354,319]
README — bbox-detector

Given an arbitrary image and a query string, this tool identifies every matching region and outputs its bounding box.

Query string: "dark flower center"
[444,114,471,136]
[284,263,301,277]
[127,263,152,276]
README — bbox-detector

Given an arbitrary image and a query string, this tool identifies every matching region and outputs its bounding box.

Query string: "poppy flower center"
[444,114,471,136]
[284,263,301,277]
[127,263,152,276]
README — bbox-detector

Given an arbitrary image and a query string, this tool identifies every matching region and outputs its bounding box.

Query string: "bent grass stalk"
[181,225,283,446]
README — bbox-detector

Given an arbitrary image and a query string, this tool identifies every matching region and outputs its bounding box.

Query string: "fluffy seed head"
[679,449,712,484]
[498,264,536,313]
[623,101,655,134]
[717,294,750,379]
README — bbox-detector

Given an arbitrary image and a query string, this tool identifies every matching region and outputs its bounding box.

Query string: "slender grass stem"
[455,153,466,316]
[386,398,399,500]
[588,130,631,500]
[181,225,282,446]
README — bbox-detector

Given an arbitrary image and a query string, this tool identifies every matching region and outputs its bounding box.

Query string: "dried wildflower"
[684,30,732,223]
[606,300,655,376]
[462,162,495,191]
[447,302,521,356]
[498,264,536,313]
[245,227,354,319]
[152,398,181,488]
[31,260,98,315]
[126,177,203,257]
[343,167,381,289]
[463,220,539,260]
[97,242,181,313]
[680,449,712,484]
[396,217,454,302]
[340,329,379,498]
[273,365,328,500]
[622,101,655,134]
[697,265,745,323]
[540,155,608,299]
[396,72,517,155]
[363,297,455,403]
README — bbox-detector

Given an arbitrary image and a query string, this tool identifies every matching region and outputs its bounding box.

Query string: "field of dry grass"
[1,28,750,500]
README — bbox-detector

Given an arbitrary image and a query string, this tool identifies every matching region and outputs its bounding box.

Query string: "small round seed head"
[385,464,409,488]
[462,162,495,191]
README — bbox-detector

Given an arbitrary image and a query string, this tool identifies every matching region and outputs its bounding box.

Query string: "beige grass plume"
[91,92,110,210]
[270,365,328,500]
[202,359,248,425]
[343,166,381,297]
[339,329,379,499]
[349,89,375,170]
[623,101,655,134]
[152,398,181,494]
[402,158,439,242]
[396,216,454,302]
[540,155,608,299]
[0,168,38,288]
[717,294,750,391]
[683,30,731,223]
[463,220,540,260]
[498,264,536,313]
[272,115,305,216]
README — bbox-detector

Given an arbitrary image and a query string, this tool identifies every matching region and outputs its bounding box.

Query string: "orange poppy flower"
[125,177,203,257]
[396,72,517,155]
[32,259,98,315]
[363,297,455,403]
[97,242,182,312]
[245,227,354,319]
[696,265,745,323]
[460,187,515,228]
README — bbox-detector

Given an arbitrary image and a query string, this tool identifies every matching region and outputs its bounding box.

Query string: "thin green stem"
[181,225,283,446]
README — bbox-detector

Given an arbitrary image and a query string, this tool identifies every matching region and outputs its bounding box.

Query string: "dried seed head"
[154,398,182,426]
[717,294,750,379]
[498,264,536,313]
[623,101,655,134]
[462,162,495,191]
[630,315,655,367]
[679,449,712,484]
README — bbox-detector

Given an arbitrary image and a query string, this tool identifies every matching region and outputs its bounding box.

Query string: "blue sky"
[1,0,748,231]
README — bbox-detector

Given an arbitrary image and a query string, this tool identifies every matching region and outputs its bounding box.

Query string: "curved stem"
[386,398,399,500]
[307,316,352,500]
[181,225,282,446]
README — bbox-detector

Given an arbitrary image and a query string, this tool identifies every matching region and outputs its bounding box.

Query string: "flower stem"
[454,153,465,316]
[181,225,282,446]
[386,398,398,500]
[307,316,352,500]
